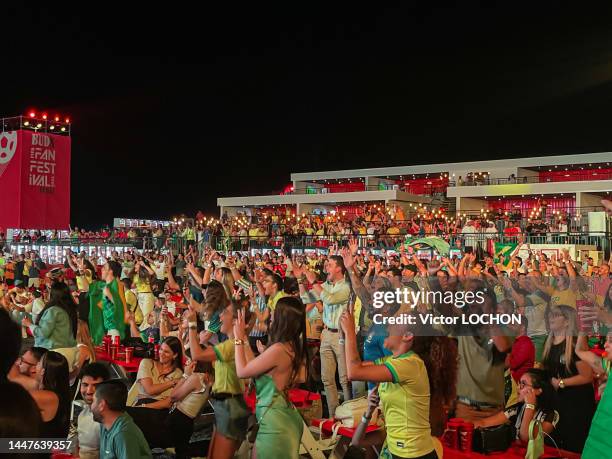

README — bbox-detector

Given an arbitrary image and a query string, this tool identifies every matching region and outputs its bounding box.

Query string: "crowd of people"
[2,201,602,259]
[0,200,609,458]
[1,199,612,459]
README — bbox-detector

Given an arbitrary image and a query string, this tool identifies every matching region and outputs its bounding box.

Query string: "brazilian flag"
[88,278,129,345]
[494,242,518,264]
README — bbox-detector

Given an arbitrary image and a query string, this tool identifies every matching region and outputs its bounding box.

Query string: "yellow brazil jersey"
[377,351,434,458]
[268,290,288,312]
[24,259,32,276]
[133,274,152,293]
[212,339,244,394]
[550,287,577,309]
[76,270,93,292]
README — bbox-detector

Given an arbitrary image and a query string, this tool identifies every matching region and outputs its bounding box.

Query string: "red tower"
[0,115,71,229]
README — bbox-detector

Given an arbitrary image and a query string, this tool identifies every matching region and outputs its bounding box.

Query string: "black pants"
[78,292,89,324]
[127,402,171,448]
[165,409,195,459]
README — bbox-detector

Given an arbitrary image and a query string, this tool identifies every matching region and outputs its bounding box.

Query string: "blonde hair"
[542,305,577,372]
[77,320,96,363]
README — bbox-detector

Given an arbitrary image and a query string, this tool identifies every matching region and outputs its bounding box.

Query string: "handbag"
[297,394,323,426]
[122,337,154,358]
[334,395,379,428]
[525,419,544,459]
[472,423,513,454]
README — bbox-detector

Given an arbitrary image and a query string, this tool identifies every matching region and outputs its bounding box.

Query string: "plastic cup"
[125,346,134,363]
[459,421,474,452]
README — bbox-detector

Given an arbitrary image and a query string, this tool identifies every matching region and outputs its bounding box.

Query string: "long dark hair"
[40,351,70,434]
[411,325,459,437]
[83,258,98,281]
[0,382,42,456]
[161,336,184,372]
[36,282,78,339]
[267,296,308,387]
[203,280,229,322]
[525,368,556,412]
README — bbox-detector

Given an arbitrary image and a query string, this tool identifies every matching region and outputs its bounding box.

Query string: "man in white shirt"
[70,362,110,459]
[461,220,478,251]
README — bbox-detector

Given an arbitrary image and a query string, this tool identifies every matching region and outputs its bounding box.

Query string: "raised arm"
[575,334,604,374]
[339,311,393,382]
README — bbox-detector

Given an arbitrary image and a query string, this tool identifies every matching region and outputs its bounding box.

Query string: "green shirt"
[31,306,77,350]
[99,412,151,459]
[582,358,612,458]
[212,339,244,394]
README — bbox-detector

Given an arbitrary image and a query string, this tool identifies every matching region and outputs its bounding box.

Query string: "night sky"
[4,4,612,228]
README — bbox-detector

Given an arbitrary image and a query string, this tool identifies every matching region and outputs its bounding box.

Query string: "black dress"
[543,340,595,453]
[40,404,69,439]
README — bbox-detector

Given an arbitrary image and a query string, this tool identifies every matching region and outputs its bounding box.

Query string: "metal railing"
[448,171,612,187]
[206,232,612,254]
[4,232,611,260]
[288,183,448,196]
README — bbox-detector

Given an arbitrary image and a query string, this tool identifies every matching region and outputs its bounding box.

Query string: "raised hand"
[341,247,355,269]
[339,310,356,336]
[233,308,248,341]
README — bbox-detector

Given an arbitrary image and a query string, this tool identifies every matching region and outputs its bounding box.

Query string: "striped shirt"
[249,295,268,338]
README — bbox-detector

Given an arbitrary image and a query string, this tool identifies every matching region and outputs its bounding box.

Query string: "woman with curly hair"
[340,310,458,459]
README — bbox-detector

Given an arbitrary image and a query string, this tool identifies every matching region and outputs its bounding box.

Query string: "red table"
[244,387,321,412]
[312,418,381,438]
[312,419,580,459]
[95,347,142,373]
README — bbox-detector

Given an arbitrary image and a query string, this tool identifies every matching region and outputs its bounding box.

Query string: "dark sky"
[4,4,612,228]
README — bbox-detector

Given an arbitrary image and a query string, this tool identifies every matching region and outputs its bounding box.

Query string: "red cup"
[125,346,134,363]
[459,421,474,452]
[444,419,462,449]
[103,336,111,354]
[110,345,118,361]
[113,335,120,346]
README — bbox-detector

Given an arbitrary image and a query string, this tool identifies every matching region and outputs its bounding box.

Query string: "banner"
[0,130,71,229]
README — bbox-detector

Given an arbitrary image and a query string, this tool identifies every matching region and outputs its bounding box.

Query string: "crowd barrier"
[3,231,611,258]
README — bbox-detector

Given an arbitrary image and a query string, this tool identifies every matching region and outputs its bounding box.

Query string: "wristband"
[234,339,245,345]
[188,321,197,329]
[558,379,565,389]
[524,403,536,410]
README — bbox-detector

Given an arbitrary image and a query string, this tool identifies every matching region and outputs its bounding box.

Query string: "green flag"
[88,278,128,345]
[397,236,451,255]
[494,242,518,264]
